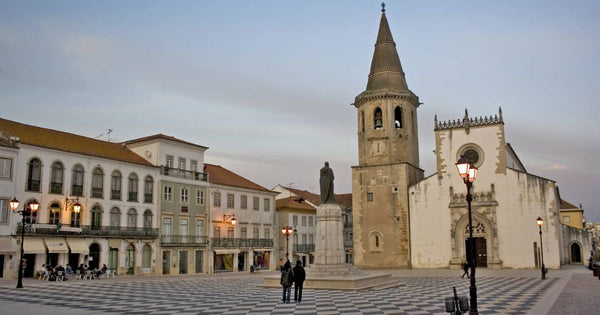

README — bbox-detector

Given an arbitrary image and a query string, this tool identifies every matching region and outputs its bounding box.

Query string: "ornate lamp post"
[223,214,237,226]
[9,198,40,289]
[281,226,294,261]
[455,156,479,315]
[536,217,547,279]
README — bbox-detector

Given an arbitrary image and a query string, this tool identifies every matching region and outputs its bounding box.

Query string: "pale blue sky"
[1,1,599,220]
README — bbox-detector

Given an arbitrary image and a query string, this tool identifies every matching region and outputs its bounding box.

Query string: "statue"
[320,161,336,204]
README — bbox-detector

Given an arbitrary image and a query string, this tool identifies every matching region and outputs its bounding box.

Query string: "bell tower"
[352,5,424,268]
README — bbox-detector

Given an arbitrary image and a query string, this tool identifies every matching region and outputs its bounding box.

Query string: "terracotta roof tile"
[285,187,352,208]
[276,197,316,211]
[205,163,271,192]
[125,134,208,150]
[0,118,153,166]
[560,199,579,210]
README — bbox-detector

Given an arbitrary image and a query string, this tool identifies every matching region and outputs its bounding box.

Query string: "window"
[0,157,12,179]
[27,158,42,192]
[241,195,247,209]
[24,201,37,224]
[360,110,365,132]
[227,226,234,238]
[264,228,270,240]
[181,187,189,204]
[144,176,153,203]
[128,173,138,201]
[0,198,7,223]
[302,234,307,245]
[308,216,314,226]
[394,106,403,128]
[163,186,172,202]
[563,216,571,223]
[213,226,220,238]
[180,219,189,242]
[111,171,122,200]
[70,208,81,227]
[302,216,307,226]
[374,107,383,130]
[142,244,152,269]
[196,220,204,237]
[241,227,247,239]
[253,197,259,210]
[253,228,259,239]
[166,155,174,168]
[213,192,221,207]
[190,160,197,172]
[162,218,172,238]
[293,215,298,226]
[309,234,314,244]
[110,207,121,227]
[293,234,298,245]
[91,205,102,229]
[91,167,104,198]
[227,194,235,208]
[264,198,270,211]
[49,203,61,225]
[178,157,186,170]
[49,161,63,194]
[143,210,152,228]
[369,231,383,252]
[367,192,373,201]
[196,190,204,205]
[127,208,137,228]
[71,164,84,196]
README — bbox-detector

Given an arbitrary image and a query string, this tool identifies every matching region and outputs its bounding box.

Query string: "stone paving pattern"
[0,273,558,314]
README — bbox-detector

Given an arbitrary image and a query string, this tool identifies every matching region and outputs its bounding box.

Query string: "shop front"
[253,250,271,270]
[214,249,239,272]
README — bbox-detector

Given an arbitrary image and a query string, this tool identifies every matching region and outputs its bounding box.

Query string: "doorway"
[23,254,35,277]
[571,243,582,263]
[46,253,58,267]
[195,250,203,274]
[126,244,135,274]
[179,250,188,274]
[68,253,80,268]
[162,251,170,274]
[0,255,4,278]
[89,243,100,269]
[465,238,487,267]
[108,249,118,272]
[238,252,246,272]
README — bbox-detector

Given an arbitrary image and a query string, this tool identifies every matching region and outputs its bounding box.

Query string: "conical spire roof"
[366,10,408,91]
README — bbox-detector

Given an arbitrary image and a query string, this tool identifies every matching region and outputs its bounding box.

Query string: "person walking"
[461,256,469,279]
[293,260,306,303]
[280,261,294,303]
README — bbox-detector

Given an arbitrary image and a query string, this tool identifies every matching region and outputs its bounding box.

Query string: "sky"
[1,1,599,221]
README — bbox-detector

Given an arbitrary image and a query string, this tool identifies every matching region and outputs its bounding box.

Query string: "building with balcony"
[0,118,160,279]
[125,134,210,275]
[205,164,277,273]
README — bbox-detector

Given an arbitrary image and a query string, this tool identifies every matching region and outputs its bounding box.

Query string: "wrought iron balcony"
[16,224,158,238]
[293,244,315,252]
[50,182,63,194]
[91,187,103,198]
[71,185,84,196]
[161,166,208,181]
[211,238,274,248]
[111,189,121,200]
[144,193,153,203]
[161,235,208,246]
[128,192,138,202]
[26,180,41,192]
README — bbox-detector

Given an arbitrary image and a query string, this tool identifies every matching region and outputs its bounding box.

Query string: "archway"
[89,243,100,269]
[571,243,582,263]
[126,244,136,274]
[452,212,498,268]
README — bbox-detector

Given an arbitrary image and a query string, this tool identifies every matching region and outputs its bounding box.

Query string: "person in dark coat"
[293,260,306,303]
[280,260,294,303]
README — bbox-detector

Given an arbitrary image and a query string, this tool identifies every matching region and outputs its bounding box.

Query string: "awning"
[44,238,69,253]
[66,238,89,254]
[252,249,272,253]
[108,239,121,249]
[0,237,17,253]
[214,249,240,255]
[23,238,46,254]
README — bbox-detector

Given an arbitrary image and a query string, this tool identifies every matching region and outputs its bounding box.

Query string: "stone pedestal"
[314,203,345,266]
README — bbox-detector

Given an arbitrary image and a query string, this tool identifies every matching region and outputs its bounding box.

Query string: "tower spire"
[366,6,408,91]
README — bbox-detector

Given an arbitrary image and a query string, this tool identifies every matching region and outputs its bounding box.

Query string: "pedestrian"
[293,260,306,303]
[461,256,469,279]
[250,265,255,274]
[280,260,294,303]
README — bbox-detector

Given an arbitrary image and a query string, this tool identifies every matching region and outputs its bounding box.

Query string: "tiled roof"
[125,134,208,150]
[286,187,352,209]
[0,118,153,166]
[560,199,580,210]
[335,193,353,209]
[276,197,316,211]
[205,163,271,192]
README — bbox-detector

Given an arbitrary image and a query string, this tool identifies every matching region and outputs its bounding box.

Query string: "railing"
[50,182,63,194]
[91,187,103,198]
[161,166,208,181]
[144,193,153,203]
[16,224,158,238]
[161,235,208,245]
[27,180,41,192]
[111,190,121,200]
[293,244,315,252]
[128,192,138,202]
[211,238,274,248]
[71,185,83,196]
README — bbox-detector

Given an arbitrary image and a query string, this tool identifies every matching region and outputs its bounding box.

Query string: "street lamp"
[223,214,237,226]
[9,197,40,289]
[281,226,294,261]
[65,196,81,226]
[536,217,547,279]
[455,156,479,315]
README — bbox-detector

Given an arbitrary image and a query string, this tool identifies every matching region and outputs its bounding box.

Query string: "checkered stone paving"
[0,275,557,314]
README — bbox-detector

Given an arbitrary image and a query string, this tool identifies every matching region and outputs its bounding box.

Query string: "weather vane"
[381,2,386,13]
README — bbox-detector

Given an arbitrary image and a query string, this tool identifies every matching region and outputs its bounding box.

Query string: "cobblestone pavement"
[0,270,562,315]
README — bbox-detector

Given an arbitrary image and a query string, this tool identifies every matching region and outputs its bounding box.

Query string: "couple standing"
[280,260,306,303]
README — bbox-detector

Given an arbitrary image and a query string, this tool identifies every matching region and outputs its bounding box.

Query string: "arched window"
[50,161,64,194]
[71,164,84,196]
[26,158,42,192]
[91,205,102,230]
[142,244,152,269]
[110,207,121,228]
[143,209,153,229]
[70,205,81,227]
[23,199,38,224]
[111,170,122,200]
[144,176,153,203]
[360,111,365,132]
[369,231,383,253]
[128,173,138,202]
[394,106,403,128]
[48,202,61,225]
[127,208,137,228]
[374,107,383,130]
[91,167,104,198]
